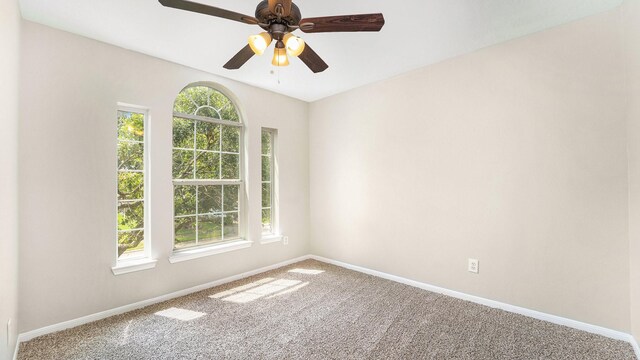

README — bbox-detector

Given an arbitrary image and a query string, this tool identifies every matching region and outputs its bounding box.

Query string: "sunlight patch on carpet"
[209,277,276,299]
[119,320,133,345]
[155,307,207,321]
[288,268,325,275]
[213,278,304,304]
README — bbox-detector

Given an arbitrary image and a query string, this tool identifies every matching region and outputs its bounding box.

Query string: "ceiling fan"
[158,0,385,73]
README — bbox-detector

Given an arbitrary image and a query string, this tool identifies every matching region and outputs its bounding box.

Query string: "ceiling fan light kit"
[159,0,385,73]
[283,33,305,58]
[248,32,273,56]
[272,43,290,67]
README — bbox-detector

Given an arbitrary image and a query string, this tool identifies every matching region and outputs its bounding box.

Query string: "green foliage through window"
[262,129,275,235]
[174,185,240,249]
[173,86,240,122]
[172,118,240,180]
[117,110,146,259]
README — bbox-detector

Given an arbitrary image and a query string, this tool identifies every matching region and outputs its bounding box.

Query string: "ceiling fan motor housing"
[270,23,288,41]
[256,0,301,33]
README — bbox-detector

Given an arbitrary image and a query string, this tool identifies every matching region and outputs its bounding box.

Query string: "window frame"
[113,103,156,275]
[261,127,281,243]
[170,84,248,260]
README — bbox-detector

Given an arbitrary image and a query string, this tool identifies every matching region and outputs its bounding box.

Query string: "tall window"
[117,108,148,260]
[172,85,243,250]
[262,128,277,235]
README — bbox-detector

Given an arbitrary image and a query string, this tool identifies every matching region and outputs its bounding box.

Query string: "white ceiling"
[19,0,623,102]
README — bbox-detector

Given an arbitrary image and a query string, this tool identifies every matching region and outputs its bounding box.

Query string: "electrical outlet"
[283,236,289,245]
[468,259,479,274]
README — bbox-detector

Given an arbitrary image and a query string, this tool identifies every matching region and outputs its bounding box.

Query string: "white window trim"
[115,103,156,274]
[169,240,253,264]
[174,112,243,128]
[170,85,247,255]
[260,234,283,245]
[111,258,158,276]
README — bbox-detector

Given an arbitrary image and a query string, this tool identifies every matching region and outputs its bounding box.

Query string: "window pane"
[223,185,239,212]
[198,215,222,244]
[199,185,222,214]
[175,216,197,249]
[174,185,196,216]
[173,150,194,179]
[261,129,275,235]
[173,92,197,115]
[219,103,239,122]
[195,151,220,179]
[117,109,146,260]
[196,121,220,151]
[262,209,272,233]
[221,154,239,179]
[118,200,144,231]
[262,155,271,181]
[262,182,271,208]
[209,90,229,110]
[186,86,211,109]
[118,142,144,171]
[118,230,144,258]
[221,125,240,153]
[118,111,144,142]
[261,131,271,155]
[118,172,144,201]
[223,212,239,239]
[173,118,194,148]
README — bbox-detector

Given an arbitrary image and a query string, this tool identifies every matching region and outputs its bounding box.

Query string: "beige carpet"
[18,259,636,359]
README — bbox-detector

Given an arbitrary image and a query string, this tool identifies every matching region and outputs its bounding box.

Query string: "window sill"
[169,240,253,264]
[112,258,157,276]
[260,235,283,245]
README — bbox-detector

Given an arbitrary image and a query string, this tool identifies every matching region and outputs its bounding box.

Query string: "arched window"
[172,84,243,251]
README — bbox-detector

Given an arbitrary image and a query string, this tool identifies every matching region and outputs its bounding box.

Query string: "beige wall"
[625,0,640,344]
[0,0,20,358]
[309,8,631,331]
[18,21,310,333]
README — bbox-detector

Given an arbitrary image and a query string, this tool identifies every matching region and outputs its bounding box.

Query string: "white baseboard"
[17,255,311,343]
[12,341,20,360]
[630,336,640,360]
[309,255,640,359]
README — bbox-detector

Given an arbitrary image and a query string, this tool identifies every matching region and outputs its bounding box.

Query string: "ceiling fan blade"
[223,45,255,70]
[298,43,328,73]
[159,0,259,25]
[299,13,385,33]
[268,0,293,17]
